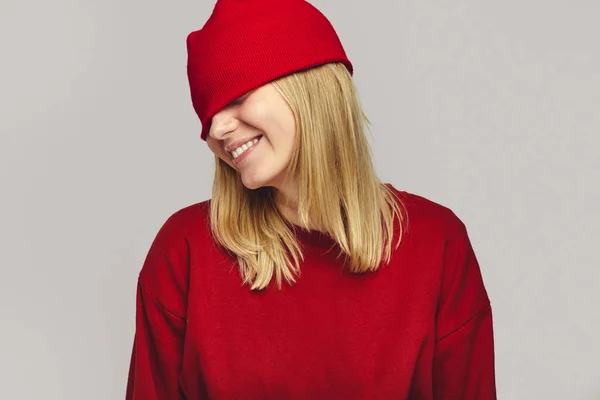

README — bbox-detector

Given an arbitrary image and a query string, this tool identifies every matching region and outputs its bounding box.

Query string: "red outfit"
[126,185,496,399]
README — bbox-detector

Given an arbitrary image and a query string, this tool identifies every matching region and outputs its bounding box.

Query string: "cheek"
[207,138,235,167]
[270,96,296,139]
[272,110,296,150]
[239,99,271,131]
[282,110,296,138]
[241,102,296,146]
[206,138,220,155]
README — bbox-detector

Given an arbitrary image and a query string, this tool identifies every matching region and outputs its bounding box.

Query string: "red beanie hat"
[186,0,354,141]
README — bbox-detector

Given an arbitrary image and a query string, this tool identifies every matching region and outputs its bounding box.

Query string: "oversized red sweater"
[126,186,496,399]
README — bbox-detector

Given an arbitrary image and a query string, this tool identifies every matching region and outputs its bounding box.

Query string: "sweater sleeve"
[432,215,497,399]
[126,214,192,400]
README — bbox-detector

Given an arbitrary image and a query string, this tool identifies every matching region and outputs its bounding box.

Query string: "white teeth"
[231,137,260,159]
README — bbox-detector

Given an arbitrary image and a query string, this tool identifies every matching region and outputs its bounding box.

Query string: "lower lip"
[232,136,263,166]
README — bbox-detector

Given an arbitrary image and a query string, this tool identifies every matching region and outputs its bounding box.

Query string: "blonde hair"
[209,62,407,290]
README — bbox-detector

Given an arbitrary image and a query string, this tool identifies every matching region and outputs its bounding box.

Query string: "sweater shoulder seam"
[436,303,491,343]
[138,279,186,321]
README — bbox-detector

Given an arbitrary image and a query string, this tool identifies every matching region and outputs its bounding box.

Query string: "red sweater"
[126,187,496,399]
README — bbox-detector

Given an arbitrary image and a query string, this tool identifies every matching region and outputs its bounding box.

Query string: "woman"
[126,0,496,399]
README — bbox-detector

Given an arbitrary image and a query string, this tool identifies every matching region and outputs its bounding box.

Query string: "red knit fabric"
[186,0,353,141]
[126,185,497,399]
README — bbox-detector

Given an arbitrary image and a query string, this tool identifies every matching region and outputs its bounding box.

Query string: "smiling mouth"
[230,135,263,161]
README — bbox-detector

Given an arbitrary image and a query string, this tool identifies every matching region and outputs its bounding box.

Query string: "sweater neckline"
[281,183,402,251]
[287,223,337,251]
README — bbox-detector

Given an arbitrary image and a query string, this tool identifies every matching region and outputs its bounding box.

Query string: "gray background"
[1,0,598,398]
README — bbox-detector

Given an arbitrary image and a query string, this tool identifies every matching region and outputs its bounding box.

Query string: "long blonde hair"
[209,62,407,290]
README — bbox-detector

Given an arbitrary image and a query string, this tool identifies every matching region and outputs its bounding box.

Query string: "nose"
[209,108,240,140]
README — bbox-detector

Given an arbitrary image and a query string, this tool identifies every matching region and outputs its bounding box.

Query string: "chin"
[240,174,273,190]
[241,181,264,190]
[238,164,284,191]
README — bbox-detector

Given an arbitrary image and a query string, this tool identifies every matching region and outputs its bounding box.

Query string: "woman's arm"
[126,214,192,400]
[433,214,497,399]
[126,281,187,400]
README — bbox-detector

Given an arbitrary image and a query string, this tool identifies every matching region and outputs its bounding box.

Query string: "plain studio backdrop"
[1,0,598,398]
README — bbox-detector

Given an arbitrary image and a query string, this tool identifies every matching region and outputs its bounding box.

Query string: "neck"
[274,182,320,231]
